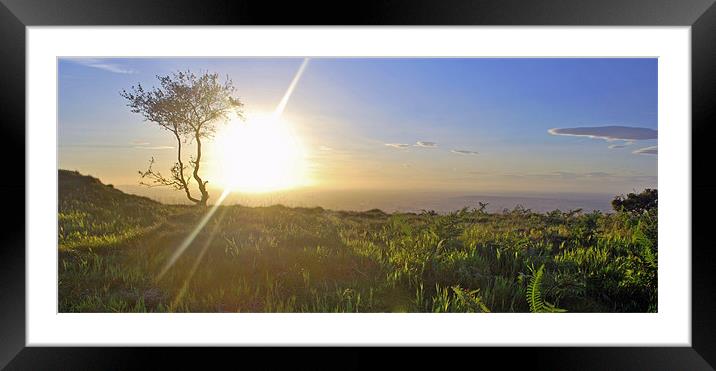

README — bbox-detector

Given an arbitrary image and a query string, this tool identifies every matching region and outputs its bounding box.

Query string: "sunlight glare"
[213,112,310,193]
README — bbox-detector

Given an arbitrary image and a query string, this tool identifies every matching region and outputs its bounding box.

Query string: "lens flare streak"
[157,189,230,281]
[274,58,309,118]
[169,208,229,309]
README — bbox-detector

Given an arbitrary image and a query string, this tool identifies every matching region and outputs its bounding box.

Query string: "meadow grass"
[58,170,657,313]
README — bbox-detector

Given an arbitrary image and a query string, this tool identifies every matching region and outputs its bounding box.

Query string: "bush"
[612,189,657,213]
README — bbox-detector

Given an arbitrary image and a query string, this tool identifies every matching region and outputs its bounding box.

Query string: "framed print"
[3,0,716,369]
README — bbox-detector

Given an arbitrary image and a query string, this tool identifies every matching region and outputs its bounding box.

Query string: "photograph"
[58,57,658,313]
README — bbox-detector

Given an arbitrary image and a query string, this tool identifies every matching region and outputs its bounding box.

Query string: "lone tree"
[121,71,244,206]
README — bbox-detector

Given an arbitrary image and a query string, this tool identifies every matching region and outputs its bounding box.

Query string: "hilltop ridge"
[58,170,170,249]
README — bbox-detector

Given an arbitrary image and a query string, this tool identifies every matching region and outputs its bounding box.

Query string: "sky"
[58,57,657,208]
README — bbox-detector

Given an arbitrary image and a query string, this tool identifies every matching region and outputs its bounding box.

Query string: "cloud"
[134,145,175,150]
[548,126,657,141]
[68,58,136,74]
[607,142,633,149]
[385,143,411,149]
[632,146,657,155]
[551,171,616,179]
[551,171,579,179]
[451,149,479,155]
[415,141,437,148]
[519,171,610,180]
[494,171,656,186]
[134,146,174,149]
[131,141,174,150]
[60,141,174,150]
[318,145,333,151]
[584,172,611,178]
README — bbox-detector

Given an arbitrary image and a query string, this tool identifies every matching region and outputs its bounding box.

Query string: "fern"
[526,264,567,313]
[526,263,544,312]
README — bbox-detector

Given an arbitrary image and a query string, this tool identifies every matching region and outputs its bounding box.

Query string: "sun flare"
[212,113,310,193]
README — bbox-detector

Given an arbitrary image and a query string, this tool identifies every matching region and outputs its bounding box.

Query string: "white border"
[27,27,690,346]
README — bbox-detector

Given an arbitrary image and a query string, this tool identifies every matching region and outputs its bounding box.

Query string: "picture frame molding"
[2,0,715,368]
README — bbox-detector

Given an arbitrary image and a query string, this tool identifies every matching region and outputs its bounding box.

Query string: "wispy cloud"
[60,141,174,150]
[130,141,174,150]
[608,144,626,149]
[548,126,657,141]
[451,149,479,155]
[501,171,656,183]
[508,171,608,180]
[67,58,137,74]
[584,172,611,178]
[551,171,580,179]
[60,144,125,149]
[632,146,657,155]
[385,143,411,149]
[318,145,333,151]
[134,146,175,150]
[415,141,437,148]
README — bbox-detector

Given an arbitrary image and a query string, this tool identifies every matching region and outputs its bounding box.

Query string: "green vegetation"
[59,170,173,249]
[611,188,657,213]
[58,170,657,313]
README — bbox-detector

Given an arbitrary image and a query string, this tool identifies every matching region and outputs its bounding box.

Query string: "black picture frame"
[2,0,715,369]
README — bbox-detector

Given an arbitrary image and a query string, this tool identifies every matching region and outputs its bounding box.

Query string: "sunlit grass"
[59,205,657,313]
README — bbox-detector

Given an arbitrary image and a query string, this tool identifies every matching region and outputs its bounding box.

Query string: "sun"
[211,112,310,193]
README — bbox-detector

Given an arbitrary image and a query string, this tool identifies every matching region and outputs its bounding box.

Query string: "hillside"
[59,170,171,249]
[58,170,658,313]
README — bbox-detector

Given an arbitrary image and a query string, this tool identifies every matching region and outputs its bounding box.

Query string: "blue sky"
[58,57,657,196]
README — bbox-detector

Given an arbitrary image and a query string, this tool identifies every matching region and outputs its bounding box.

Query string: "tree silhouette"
[121,71,244,206]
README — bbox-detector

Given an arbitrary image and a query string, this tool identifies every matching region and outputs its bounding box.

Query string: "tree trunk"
[192,132,210,206]
[174,131,200,204]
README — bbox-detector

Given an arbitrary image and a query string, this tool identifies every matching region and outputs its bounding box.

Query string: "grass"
[58,170,657,313]
[59,170,173,249]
